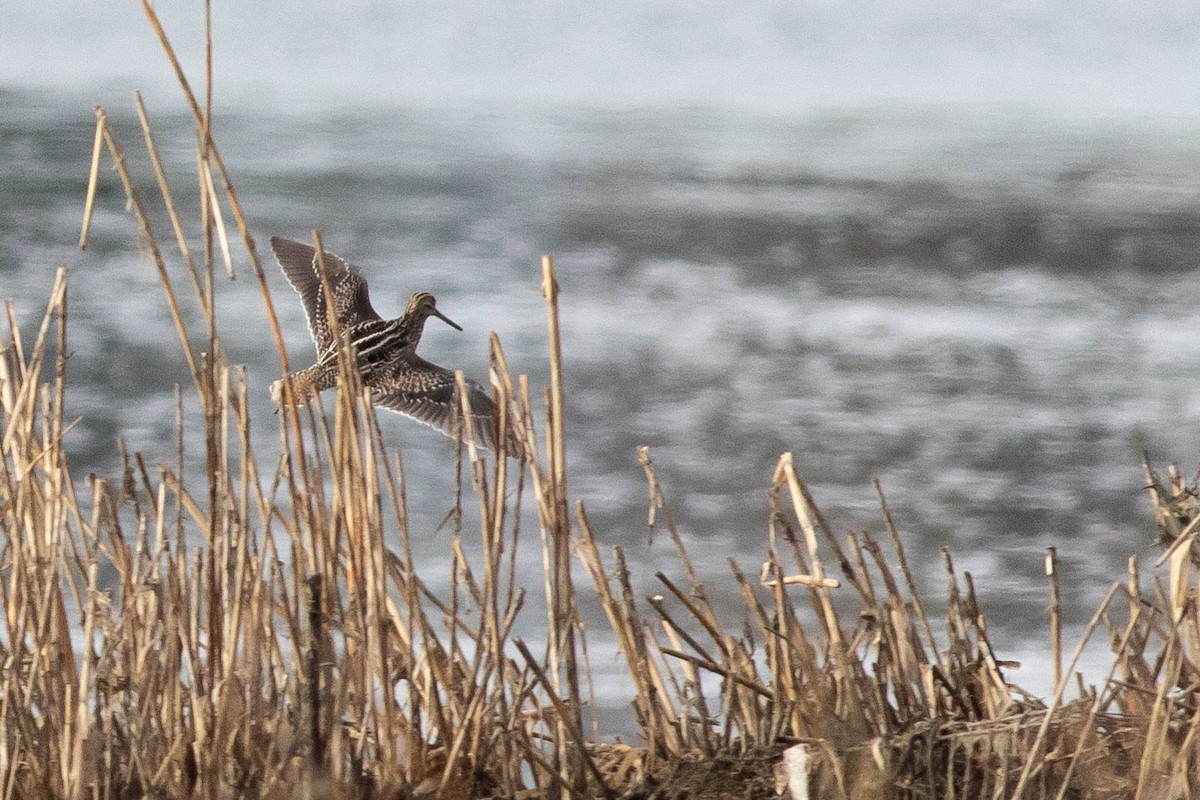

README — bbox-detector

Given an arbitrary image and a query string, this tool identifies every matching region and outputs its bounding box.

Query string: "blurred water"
[6,1,1200,116]
[4,2,1200,722]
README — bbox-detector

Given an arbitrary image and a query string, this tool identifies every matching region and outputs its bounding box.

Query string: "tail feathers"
[270,366,328,406]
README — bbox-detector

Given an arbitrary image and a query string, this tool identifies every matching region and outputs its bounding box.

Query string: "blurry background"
[4,1,1200,722]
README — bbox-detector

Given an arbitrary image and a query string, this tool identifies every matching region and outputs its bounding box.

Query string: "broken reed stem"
[535,254,587,796]
[1047,546,1063,692]
[79,110,104,250]
[91,108,201,393]
[874,477,946,676]
[1011,582,1121,797]
[773,453,844,651]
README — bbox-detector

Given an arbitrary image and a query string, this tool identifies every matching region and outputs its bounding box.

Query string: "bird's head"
[405,292,462,331]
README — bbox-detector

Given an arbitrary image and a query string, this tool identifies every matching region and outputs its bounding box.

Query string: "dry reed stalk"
[1046,547,1063,691]
[133,90,205,307]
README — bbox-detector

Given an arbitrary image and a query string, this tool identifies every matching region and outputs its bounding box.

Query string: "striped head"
[403,292,462,336]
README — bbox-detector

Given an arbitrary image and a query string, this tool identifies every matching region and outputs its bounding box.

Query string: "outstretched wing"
[372,357,517,454]
[270,237,382,354]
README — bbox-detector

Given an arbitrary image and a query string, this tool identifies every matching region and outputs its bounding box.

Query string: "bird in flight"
[269,236,518,454]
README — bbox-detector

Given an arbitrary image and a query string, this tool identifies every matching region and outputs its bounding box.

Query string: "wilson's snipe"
[269,236,517,453]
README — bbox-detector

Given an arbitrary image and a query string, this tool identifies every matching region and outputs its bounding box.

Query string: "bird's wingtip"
[269,236,312,260]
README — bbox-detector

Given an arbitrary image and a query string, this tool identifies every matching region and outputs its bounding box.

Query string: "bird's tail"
[270,365,328,406]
